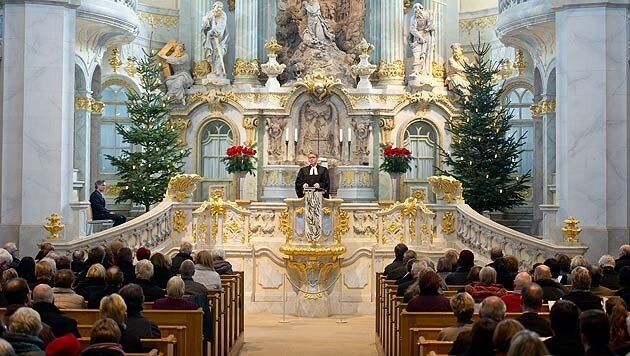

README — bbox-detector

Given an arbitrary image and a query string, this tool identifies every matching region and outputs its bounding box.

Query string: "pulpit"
[279,188,348,317]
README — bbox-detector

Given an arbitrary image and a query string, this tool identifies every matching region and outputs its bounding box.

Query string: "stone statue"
[408,3,434,77]
[351,118,371,162]
[297,101,339,159]
[301,0,335,46]
[266,117,287,162]
[445,43,470,95]
[159,42,193,105]
[201,1,229,77]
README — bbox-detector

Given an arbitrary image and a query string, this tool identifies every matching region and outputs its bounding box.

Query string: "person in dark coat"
[544,300,585,356]
[180,261,209,296]
[153,276,198,310]
[89,180,126,226]
[294,152,330,198]
[70,250,85,274]
[384,243,407,277]
[579,309,617,356]
[149,253,174,289]
[134,260,165,302]
[445,249,474,285]
[31,285,80,338]
[389,250,416,281]
[614,266,630,306]
[88,267,124,309]
[212,248,233,275]
[407,271,451,312]
[598,255,620,289]
[117,284,160,340]
[115,247,135,285]
[170,242,194,274]
[16,257,36,284]
[615,245,630,272]
[562,266,603,312]
[533,264,568,301]
[75,264,107,301]
[515,283,552,337]
[4,307,46,355]
[98,294,142,353]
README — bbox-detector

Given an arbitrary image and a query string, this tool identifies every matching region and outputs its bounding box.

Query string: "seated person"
[4,307,45,354]
[437,292,475,341]
[99,294,142,353]
[464,266,507,302]
[90,180,126,226]
[543,300,585,356]
[52,269,84,309]
[561,266,602,312]
[81,318,125,356]
[492,319,524,356]
[153,276,198,310]
[406,271,451,312]
[133,260,165,302]
[117,284,160,339]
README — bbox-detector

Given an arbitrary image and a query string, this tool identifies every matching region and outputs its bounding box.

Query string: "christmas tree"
[439,43,531,212]
[107,51,190,212]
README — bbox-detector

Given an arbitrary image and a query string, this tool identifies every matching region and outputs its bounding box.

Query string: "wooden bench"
[127,350,159,356]
[78,325,186,356]
[78,335,176,356]
[416,337,452,356]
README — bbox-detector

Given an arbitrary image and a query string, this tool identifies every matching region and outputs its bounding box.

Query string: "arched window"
[403,120,438,180]
[99,84,131,174]
[503,87,534,175]
[199,119,233,178]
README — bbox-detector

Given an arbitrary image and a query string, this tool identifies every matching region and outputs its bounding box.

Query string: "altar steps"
[487,206,534,235]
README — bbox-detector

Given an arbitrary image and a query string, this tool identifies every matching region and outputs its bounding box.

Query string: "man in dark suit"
[90,180,126,226]
[516,282,552,337]
[32,284,80,337]
[295,152,330,198]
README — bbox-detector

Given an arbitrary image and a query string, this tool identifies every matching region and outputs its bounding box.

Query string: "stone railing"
[114,0,137,11]
[192,189,251,247]
[498,0,529,13]
[375,197,442,248]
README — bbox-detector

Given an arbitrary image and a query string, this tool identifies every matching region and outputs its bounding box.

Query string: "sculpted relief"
[297,100,340,160]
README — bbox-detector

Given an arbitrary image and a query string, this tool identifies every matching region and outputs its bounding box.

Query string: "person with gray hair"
[180,260,208,296]
[501,271,532,312]
[0,339,17,356]
[171,241,194,274]
[134,260,164,302]
[437,292,475,341]
[32,284,80,337]
[3,242,19,269]
[598,254,620,289]
[0,248,14,271]
[479,296,507,322]
[616,244,630,272]
[212,248,233,275]
[4,307,45,354]
[533,264,567,302]
[465,266,508,302]
[153,276,198,310]
[561,266,603,312]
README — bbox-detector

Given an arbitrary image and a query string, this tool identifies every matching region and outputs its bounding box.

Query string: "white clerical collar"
[310,166,318,175]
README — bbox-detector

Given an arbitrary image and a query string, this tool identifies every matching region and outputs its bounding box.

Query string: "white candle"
[285,128,289,142]
[339,129,343,142]
[347,128,352,142]
[294,128,298,143]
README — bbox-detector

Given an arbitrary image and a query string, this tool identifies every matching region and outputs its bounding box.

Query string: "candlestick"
[339,128,343,142]
[294,128,298,143]
[347,128,352,142]
[285,128,289,142]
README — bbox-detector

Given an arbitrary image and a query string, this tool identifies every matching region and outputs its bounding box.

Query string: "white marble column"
[377,0,404,86]
[258,1,277,62]
[73,94,91,202]
[555,2,630,259]
[364,0,381,63]
[233,0,260,85]
[1,0,78,256]
[191,0,211,62]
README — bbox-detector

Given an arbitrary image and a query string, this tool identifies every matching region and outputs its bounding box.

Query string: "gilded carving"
[442,211,455,234]
[295,207,304,215]
[233,58,261,77]
[44,213,64,240]
[124,57,137,77]
[227,0,235,11]
[379,118,395,145]
[243,116,258,147]
[513,49,528,76]
[137,11,179,29]
[411,188,426,201]
[404,91,437,112]
[432,61,445,79]
[75,97,94,111]
[104,185,125,196]
[561,216,582,243]
[459,15,497,35]
[403,0,412,13]
[376,60,405,79]
[173,210,186,233]
[279,209,293,243]
[428,176,463,203]
[193,60,211,79]
[322,207,331,215]
[341,171,354,187]
[166,174,202,201]
[334,210,350,244]
[295,68,343,102]
[530,99,555,116]
[108,48,123,73]
[264,39,283,55]
[354,38,374,56]
[189,90,236,113]
[91,101,104,115]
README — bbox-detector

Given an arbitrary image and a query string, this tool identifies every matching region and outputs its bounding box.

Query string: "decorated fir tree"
[439,43,530,212]
[107,52,190,212]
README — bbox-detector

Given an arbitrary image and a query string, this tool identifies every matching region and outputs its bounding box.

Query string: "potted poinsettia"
[221,145,257,176]
[379,145,413,174]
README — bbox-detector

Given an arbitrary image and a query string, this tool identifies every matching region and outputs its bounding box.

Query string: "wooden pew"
[127,350,159,356]
[78,325,186,356]
[416,337,452,356]
[78,335,176,356]
[0,309,204,356]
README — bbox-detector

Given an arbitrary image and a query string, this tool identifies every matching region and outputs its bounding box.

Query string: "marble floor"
[238,313,378,356]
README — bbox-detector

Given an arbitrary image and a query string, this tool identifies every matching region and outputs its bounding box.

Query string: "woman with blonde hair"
[81,318,124,356]
[493,319,524,356]
[75,263,106,300]
[99,294,142,353]
[194,250,221,289]
[506,330,549,356]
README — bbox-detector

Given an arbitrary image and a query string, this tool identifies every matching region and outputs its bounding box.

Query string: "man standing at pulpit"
[295,152,330,198]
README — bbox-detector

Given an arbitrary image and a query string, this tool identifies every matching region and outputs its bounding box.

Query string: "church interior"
[1,0,630,353]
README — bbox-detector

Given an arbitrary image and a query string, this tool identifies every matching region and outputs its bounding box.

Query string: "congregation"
[0,241,233,355]
[382,244,630,356]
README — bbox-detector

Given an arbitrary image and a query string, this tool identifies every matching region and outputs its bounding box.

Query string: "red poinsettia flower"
[222,145,257,175]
